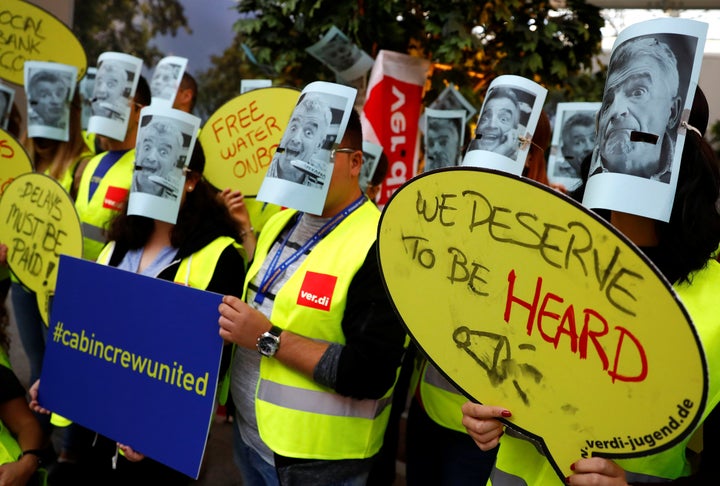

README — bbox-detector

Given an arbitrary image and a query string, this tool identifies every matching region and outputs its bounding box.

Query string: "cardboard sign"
[40,256,224,479]
[0,173,82,315]
[0,0,87,85]
[200,87,300,197]
[377,168,705,481]
[0,128,33,195]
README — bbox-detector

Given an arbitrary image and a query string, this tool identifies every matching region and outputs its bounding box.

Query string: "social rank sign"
[0,173,83,322]
[378,168,706,481]
[199,87,300,197]
[0,128,33,195]
[40,256,224,479]
[1,0,88,85]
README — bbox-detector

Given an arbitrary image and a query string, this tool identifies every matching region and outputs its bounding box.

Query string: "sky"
[150,0,238,75]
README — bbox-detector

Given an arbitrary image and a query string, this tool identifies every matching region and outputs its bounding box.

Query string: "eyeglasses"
[331,147,359,160]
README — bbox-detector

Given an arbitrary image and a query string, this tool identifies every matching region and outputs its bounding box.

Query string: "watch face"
[258,335,279,356]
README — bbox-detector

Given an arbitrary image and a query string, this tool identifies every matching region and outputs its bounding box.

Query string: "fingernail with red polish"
[570,463,576,471]
[501,410,512,417]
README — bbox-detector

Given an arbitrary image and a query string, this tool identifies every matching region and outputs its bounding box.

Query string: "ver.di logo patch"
[103,186,129,211]
[297,271,337,311]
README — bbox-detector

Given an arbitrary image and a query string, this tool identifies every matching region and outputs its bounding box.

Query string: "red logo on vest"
[297,271,337,311]
[103,186,128,211]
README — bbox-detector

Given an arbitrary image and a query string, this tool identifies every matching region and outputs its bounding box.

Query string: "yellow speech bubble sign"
[199,87,300,196]
[0,129,33,195]
[378,168,705,481]
[0,0,88,85]
[0,173,83,297]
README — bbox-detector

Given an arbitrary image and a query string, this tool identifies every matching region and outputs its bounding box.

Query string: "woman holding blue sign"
[91,137,247,483]
[29,136,248,484]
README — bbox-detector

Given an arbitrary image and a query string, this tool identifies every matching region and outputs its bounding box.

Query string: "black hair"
[134,75,151,107]
[107,141,237,250]
[654,131,720,284]
[344,109,363,150]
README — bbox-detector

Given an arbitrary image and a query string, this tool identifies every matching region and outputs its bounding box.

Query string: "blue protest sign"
[40,255,224,479]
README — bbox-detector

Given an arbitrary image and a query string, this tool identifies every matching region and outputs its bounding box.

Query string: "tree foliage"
[73,0,190,66]
[205,0,606,114]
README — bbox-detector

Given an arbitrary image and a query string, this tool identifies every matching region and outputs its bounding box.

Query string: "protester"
[74,76,151,262]
[0,332,46,486]
[461,88,720,484]
[218,108,407,485]
[30,142,248,485]
[4,89,91,397]
[405,110,555,486]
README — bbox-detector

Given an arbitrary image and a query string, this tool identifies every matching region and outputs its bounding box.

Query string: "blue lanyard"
[88,150,126,202]
[253,194,366,306]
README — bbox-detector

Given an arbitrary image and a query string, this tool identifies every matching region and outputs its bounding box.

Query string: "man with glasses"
[220,109,407,485]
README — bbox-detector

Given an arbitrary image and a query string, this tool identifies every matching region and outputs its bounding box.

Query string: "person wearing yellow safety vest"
[0,330,46,486]
[6,87,93,396]
[218,108,407,485]
[405,111,556,486]
[73,76,151,263]
[461,88,720,484]
[22,76,152,485]
[30,140,248,484]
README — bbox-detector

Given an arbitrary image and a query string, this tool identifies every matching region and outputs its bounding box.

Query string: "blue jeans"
[11,282,46,384]
[232,423,279,486]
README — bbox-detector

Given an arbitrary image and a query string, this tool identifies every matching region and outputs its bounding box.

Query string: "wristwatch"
[257,325,283,357]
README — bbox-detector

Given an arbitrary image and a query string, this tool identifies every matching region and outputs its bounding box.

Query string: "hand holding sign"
[0,173,83,322]
[378,168,706,481]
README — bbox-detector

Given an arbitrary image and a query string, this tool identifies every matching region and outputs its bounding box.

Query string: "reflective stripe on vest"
[491,261,720,484]
[250,201,398,460]
[490,468,528,486]
[257,379,392,419]
[425,363,460,393]
[75,150,135,261]
[82,222,106,246]
[419,362,467,433]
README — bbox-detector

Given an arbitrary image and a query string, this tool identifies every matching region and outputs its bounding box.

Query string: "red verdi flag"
[361,50,429,206]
